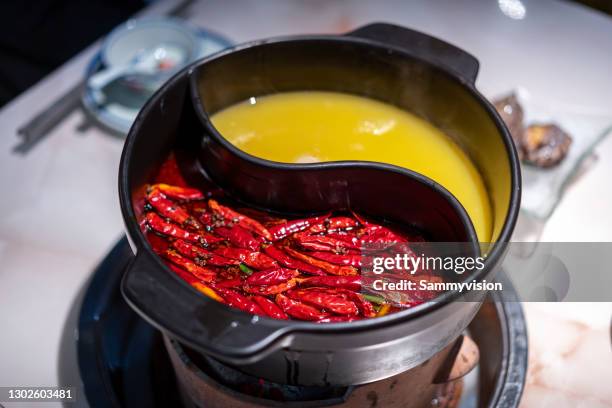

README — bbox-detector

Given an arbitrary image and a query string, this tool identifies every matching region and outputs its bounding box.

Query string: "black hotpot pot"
[119,23,521,386]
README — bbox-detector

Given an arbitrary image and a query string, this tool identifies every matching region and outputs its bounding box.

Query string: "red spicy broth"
[142,154,442,322]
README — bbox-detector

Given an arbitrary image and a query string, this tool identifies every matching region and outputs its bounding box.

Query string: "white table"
[1,0,611,406]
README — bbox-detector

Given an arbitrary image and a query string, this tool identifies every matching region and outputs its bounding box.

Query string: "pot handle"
[347,23,479,84]
[121,250,292,363]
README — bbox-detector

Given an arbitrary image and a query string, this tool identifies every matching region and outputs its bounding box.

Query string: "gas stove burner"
[165,336,465,408]
[75,237,527,407]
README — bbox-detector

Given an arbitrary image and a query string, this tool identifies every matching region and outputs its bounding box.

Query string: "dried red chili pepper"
[151,183,205,201]
[145,212,222,246]
[146,232,171,254]
[212,286,263,315]
[213,247,277,269]
[308,216,359,234]
[197,211,214,227]
[352,213,410,244]
[209,199,272,240]
[172,240,238,267]
[359,225,408,246]
[168,264,226,304]
[327,216,359,230]
[326,232,361,247]
[162,250,216,282]
[275,294,328,321]
[215,278,243,288]
[294,233,360,252]
[243,278,297,295]
[283,247,358,276]
[316,315,361,323]
[298,275,362,291]
[246,268,299,286]
[215,225,261,251]
[252,295,288,319]
[167,263,200,285]
[263,245,326,275]
[307,251,363,267]
[147,188,202,229]
[292,236,336,253]
[268,213,330,241]
[192,282,225,303]
[332,288,376,318]
[287,289,359,316]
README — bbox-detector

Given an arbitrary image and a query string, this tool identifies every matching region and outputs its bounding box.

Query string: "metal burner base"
[74,237,527,408]
[165,335,464,408]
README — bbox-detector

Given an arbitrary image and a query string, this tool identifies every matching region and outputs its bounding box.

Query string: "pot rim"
[119,30,521,350]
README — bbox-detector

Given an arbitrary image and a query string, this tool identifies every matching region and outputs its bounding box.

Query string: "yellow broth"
[211,91,492,242]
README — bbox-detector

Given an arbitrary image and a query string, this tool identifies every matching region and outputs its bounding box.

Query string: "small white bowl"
[101,17,201,68]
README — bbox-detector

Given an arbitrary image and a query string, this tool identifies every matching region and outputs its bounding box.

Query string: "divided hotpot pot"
[119,23,521,386]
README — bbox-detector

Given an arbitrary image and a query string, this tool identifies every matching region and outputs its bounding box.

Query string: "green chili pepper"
[239,263,253,275]
[363,293,386,305]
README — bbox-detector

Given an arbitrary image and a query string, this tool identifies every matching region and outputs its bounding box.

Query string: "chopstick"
[13,82,85,154]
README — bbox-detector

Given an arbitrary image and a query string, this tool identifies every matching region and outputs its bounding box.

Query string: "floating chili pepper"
[360,225,408,246]
[162,250,216,282]
[213,247,277,269]
[263,245,326,276]
[239,263,254,276]
[151,183,205,201]
[316,315,361,323]
[308,216,358,234]
[352,213,410,244]
[221,269,245,284]
[215,278,243,288]
[275,294,328,321]
[253,295,288,319]
[197,211,214,228]
[362,293,386,305]
[268,214,330,241]
[376,303,391,317]
[146,231,171,254]
[167,263,200,285]
[212,286,263,315]
[307,286,376,318]
[243,278,297,295]
[215,225,260,251]
[147,188,202,229]
[326,216,359,230]
[192,282,224,302]
[326,232,361,247]
[145,212,222,246]
[307,251,363,267]
[334,289,376,318]
[283,247,358,276]
[294,233,360,252]
[246,268,299,286]
[171,240,238,266]
[209,199,272,240]
[147,189,202,229]
[287,289,358,316]
[298,275,362,291]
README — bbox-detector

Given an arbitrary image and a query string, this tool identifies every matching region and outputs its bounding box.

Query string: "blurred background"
[0,0,611,108]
